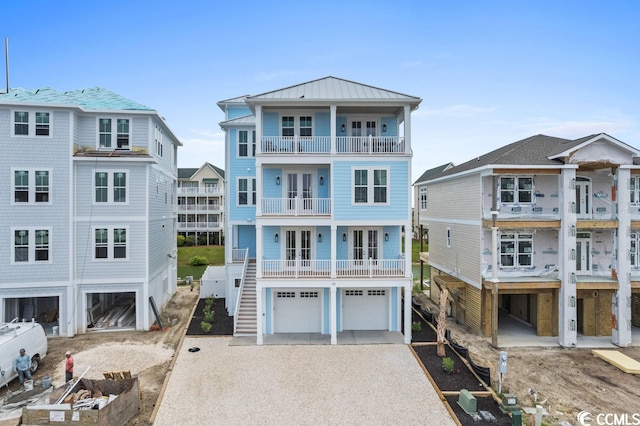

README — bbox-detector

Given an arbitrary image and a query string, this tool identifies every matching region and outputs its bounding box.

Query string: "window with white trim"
[154,124,164,157]
[12,169,50,204]
[94,171,128,204]
[98,118,130,149]
[237,178,256,206]
[299,116,312,137]
[631,177,640,205]
[12,111,51,136]
[282,116,294,137]
[237,130,256,157]
[500,176,533,204]
[420,186,428,210]
[631,232,639,268]
[500,233,533,267]
[94,227,128,260]
[353,167,388,204]
[13,228,50,263]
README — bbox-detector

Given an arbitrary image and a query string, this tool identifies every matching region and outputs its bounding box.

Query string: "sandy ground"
[153,337,456,426]
[2,284,638,425]
[413,293,640,425]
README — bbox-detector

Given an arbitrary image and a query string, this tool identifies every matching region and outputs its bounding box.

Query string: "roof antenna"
[4,37,8,94]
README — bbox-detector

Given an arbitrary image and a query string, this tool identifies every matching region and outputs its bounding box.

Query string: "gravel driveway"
[153,337,455,425]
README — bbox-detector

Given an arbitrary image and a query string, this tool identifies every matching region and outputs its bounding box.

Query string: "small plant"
[203,310,214,323]
[190,256,209,266]
[411,321,422,332]
[442,357,455,374]
[200,321,212,333]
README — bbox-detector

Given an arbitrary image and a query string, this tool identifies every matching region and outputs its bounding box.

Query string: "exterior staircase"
[234,262,257,336]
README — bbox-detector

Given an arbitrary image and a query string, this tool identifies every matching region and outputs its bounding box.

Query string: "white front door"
[576,232,591,274]
[352,229,380,265]
[575,177,591,219]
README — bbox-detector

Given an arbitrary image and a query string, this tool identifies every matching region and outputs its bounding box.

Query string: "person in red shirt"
[65,351,74,382]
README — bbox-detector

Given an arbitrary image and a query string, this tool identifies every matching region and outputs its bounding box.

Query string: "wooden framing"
[482,219,560,229]
[576,220,619,229]
[492,168,562,175]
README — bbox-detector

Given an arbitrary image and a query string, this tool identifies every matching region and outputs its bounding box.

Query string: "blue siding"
[265,288,272,334]
[382,226,402,258]
[381,117,397,136]
[263,112,279,136]
[263,226,280,260]
[315,112,330,136]
[318,168,329,198]
[316,226,331,260]
[332,160,409,221]
[237,225,256,258]
[227,106,252,120]
[228,128,257,222]
[263,168,282,199]
[336,116,347,136]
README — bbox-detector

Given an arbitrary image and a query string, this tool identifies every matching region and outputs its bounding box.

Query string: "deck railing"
[260,136,405,155]
[232,248,248,263]
[177,221,222,231]
[261,258,405,278]
[261,198,331,216]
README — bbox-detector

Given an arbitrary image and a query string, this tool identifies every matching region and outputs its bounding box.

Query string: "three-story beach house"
[416,133,640,347]
[0,87,181,336]
[177,163,225,245]
[219,77,421,344]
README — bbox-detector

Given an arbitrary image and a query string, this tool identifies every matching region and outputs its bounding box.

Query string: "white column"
[330,105,336,155]
[331,226,337,278]
[559,168,578,347]
[256,284,263,346]
[255,105,262,155]
[613,167,632,346]
[404,105,411,154]
[404,283,412,344]
[256,224,262,278]
[330,284,337,345]
[256,164,262,217]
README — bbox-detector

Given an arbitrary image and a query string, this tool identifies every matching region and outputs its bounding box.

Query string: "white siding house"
[0,87,181,336]
[219,77,421,344]
[416,133,640,347]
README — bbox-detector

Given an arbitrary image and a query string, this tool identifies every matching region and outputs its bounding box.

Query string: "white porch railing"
[336,136,405,154]
[177,221,222,231]
[261,198,331,216]
[232,248,248,263]
[261,136,331,153]
[177,187,222,196]
[177,204,222,212]
[261,258,405,278]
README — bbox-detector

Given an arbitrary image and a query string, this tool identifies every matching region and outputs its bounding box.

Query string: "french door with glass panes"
[351,120,376,152]
[286,172,313,214]
[575,177,591,219]
[352,229,379,267]
[285,229,312,270]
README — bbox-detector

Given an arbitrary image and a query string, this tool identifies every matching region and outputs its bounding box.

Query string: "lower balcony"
[261,258,406,278]
[177,222,223,231]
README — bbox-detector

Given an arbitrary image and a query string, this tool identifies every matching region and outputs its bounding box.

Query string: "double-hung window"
[237,178,256,206]
[500,233,533,268]
[154,124,164,157]
[94,170,128,204]
[13,111,51,136]
[12,169,51,204]
[299,116,312,137]
[94,227,128,260]
[238,130,249,157]
[13,228,51,264]
[631,177,640,204]
[353,167,389,205]
[98,118,130,149]
[282,117,295,137]
[420,186,428,210]
[500,176,533,204]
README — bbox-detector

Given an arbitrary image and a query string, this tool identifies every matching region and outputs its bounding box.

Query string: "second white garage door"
[342,289,389,330]
[273,290,322,333]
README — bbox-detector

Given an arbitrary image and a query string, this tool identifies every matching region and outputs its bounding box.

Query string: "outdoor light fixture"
[570,249,576,260]
[570,178,576,189]
[274,233,279,243]
[341,124,345,133]
[382,123,387,132]
[385,232,389,241]
[319,175,324,185]
[569,296,576,307]
[276,175,280,185]
[342,232,347,242]
[318,233,322,242]
[571,272,576,283]
[570,319,576,331]
[570,225,576,237]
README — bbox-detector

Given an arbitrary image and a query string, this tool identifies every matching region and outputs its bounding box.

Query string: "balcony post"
[331,226,337,278]
[256,284,263,346]
[330,105,336,155]
[330,284,337,345]
[256,224,262,278]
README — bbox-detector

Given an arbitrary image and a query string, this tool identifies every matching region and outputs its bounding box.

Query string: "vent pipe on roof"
[4,37,8,94]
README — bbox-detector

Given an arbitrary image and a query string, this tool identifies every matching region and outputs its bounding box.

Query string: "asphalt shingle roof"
[1,87,153,111]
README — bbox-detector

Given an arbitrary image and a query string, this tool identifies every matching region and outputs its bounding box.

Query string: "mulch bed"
[186,297,233,336]
[446,395,514,426]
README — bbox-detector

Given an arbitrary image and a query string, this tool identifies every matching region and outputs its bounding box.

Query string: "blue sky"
[3,1,639,182]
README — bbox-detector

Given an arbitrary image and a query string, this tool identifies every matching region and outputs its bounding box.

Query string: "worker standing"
[65,351,74,382]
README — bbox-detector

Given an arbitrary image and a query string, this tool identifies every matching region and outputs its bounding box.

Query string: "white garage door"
[274,290,322,333]
[342,289,389,330]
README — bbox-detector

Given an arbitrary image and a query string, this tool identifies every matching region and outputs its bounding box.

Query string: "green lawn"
[177,245,224,280]
[412,239,428,263]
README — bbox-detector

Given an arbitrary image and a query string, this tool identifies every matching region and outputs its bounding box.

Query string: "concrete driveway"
[153,337,455,425]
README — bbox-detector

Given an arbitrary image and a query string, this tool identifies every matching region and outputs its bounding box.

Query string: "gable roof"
[433,133,639,181]
[178,163,225,180]
[219,114,255,128]
[0,87,153,111]
[413,163,455,185]
[243,76,421,110]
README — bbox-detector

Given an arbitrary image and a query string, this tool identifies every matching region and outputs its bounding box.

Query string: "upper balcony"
[178,187,223,197]
[177,204,223,213]
[260,136,405,156]
[261,198,331,216]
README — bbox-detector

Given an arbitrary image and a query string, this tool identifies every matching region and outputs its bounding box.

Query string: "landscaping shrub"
[190,256,209,266]
[442,357,455,374]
